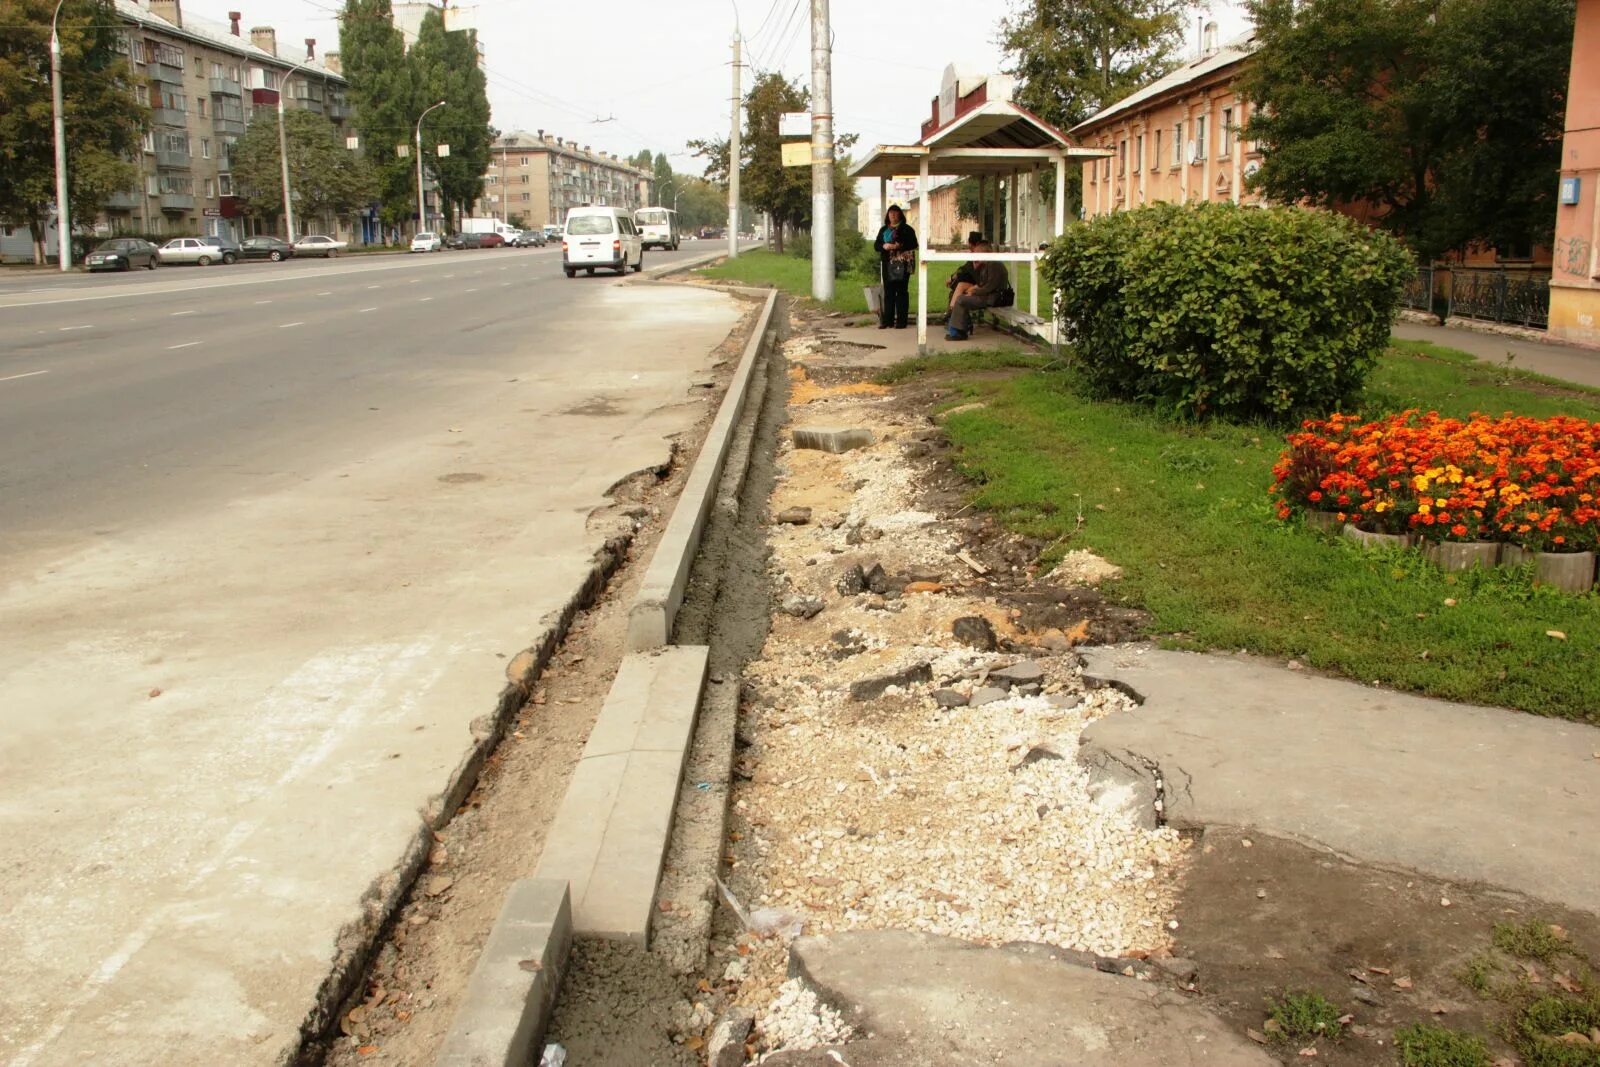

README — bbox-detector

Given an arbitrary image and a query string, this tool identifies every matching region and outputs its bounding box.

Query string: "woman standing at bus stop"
[874,204,918,329]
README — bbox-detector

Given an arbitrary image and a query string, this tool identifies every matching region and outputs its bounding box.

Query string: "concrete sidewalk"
[1393,320,1600,388]
[1080,645,1600,916]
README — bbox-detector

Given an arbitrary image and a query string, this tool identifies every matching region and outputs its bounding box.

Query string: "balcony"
[209,76,241,97]
[159,192,194,211]
[105,190,142,210]
[328,100,351,120]
[213,116,245,136]
[150,62,184,84]
[150,105,187,127]
[155,148,191,169]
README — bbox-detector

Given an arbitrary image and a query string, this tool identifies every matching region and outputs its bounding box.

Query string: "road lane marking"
[500,282,512,287]
[255,299,272,304]
[463,288,478,292]
[167,342,200,350]
[280,321,304,328]
[359,307,378,313]
[58,325,92,331]
[0,369,49,383]
[419,297,433,302]
[367,284,380,289]
[317,291,333,296]
[170,310,195,317]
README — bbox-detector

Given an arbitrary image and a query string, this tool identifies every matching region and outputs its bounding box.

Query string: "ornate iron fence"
[1447,269,1551,329]
[1401,267,1435,313]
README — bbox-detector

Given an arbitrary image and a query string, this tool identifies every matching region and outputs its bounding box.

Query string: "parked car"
[158,237,229,266]
[293,234,347,258]
[562,205,643,277]
[411,231,443,253]
[478,232,506,249]
[444,232,474,249]
[198,235,240,264]
[544,224,563,242]
[86,237,159,272]
[239,236,296,261]
[512,230,545,247]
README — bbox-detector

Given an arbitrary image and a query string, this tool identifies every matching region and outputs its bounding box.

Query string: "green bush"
[1041,202,1413,423]
[789,228,879,279]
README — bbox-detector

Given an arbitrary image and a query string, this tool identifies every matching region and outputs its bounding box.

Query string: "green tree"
[997,0,1186,216]
[673,176,724,231]
[651,152,674,206]
[338,0,418,231]
[0,0,147,263]
[409,8,493,226]
[1241,0,1574,260]
[231,107,374,231]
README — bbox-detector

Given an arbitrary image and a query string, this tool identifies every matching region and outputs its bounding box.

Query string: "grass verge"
[892,341,1600,721]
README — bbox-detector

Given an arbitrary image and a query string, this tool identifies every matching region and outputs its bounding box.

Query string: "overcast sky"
[188,0,1253,169]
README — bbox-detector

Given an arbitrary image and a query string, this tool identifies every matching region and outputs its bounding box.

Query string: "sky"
[185,0,1253,171]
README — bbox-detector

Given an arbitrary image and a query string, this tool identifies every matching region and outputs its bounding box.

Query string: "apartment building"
[106,0,355,243]
[473,131,651,229]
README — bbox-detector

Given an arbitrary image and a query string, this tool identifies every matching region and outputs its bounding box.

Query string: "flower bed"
[1272,411,1600,557]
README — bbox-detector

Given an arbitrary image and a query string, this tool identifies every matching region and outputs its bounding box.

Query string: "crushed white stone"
[756,978,854,1055]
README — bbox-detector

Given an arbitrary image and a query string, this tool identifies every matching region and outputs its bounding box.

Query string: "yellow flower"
[1418,503,1432,515]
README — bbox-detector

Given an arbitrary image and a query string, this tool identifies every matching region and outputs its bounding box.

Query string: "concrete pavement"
[1393,320,1600,388]
[0,246,740,1064]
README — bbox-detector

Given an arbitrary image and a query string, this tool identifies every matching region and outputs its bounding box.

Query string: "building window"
[521,174,530,184]
[1118,139,1127,177]
[212,61,223,79]
[146,175,160,195]
[1194,115,1207,162]
[142,131,155,152]
[135,83,150,106]
[1220,107,1233,157]
[521,192,531,202]
[219,174,233,196]
[1153,130,1162,173]
[1134,134,1143,174]
[197,97,206,117]
[201,138,211,159]
[521,156,530,166]
[205,177,215,198]
[194,56,203,74]
[1172,123,1183,167]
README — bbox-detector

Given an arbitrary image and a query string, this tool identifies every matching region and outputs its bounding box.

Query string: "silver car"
[158,237,228,266]
[293,234,348,258]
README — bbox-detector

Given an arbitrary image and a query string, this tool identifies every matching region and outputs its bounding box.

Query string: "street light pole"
[50,0,71,271]
[276,58,315,240]
[415,100,448,234]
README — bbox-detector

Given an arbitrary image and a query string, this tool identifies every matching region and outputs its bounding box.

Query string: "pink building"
[1551,0,1600,347]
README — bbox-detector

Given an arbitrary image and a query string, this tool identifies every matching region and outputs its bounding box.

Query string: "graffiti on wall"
[1555,235,1594,277]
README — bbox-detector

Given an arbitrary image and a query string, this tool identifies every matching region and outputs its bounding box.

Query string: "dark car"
[239,236,296,262]
[444,232,483,249]
[479,232,506,248]
[512,230,545,247]
[198,235,241,264]
[85,237,159,272]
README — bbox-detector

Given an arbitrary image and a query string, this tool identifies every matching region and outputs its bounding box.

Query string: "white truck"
[461,217,519,241]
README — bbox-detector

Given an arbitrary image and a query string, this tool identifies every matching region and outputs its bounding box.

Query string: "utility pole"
[810,0,834,300]
[276,59,315,240]
[50,0,71,271]
[727,33,741,260]
[415,100,448,235]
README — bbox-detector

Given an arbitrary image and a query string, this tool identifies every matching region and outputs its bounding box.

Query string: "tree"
[338,0,418,230]
[231,107,374,230]
[673,177,724,231]
[0,0,147,263]
[409,8,493,226]
[1241,0,1573,260]
[651,152,674,207]
[997,0,1186,216]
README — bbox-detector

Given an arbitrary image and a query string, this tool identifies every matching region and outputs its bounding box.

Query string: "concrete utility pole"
[50,0,70,271]
[415,100,448,234]
[727,33,741,260]
[277,59,317,240]
[810,0,834,300]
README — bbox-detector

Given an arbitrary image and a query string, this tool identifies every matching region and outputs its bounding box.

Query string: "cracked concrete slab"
[1079,645,1600,915]
[766,930,1275,1066]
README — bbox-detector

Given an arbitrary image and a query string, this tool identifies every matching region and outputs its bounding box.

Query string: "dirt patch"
[545,940,698,1066]
[1175,826,1600,1065]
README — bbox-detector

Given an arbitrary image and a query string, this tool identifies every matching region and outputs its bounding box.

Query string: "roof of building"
[116,0,345,82]
[491,130,649,176]
[1072,36,1258,134]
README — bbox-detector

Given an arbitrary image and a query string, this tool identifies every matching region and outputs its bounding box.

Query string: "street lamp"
[415,100,447,234]
[50,0,70,271]
[276,57,318,240]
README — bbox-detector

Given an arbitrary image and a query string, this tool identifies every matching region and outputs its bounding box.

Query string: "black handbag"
[885,254,912,283]
[996,285,1016,308]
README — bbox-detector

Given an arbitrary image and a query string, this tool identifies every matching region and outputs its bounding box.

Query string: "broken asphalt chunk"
[793,426,874,453]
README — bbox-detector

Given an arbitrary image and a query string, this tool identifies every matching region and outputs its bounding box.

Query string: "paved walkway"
[1081,645,1600,916]
[1394,321,1600,388]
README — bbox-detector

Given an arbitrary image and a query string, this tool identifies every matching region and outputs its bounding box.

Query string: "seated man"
[946,230,984,308]
[946,242,1009,341]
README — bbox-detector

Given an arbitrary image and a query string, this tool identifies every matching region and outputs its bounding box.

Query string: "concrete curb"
[626,288,780,650]
[434,880,573,1067]
[642,249,724,279]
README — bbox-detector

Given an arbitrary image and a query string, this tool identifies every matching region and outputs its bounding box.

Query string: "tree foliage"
[0,0,146,262]
[409,8,494,227]
[1043,202,1412,422]
[338,0,416,228]
[1241,0,1574,260]
[998,0,1187,216]
[231,107,374,229]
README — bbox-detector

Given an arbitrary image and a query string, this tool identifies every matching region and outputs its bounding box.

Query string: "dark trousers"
[881,265,909,327]
[949,291,997,332]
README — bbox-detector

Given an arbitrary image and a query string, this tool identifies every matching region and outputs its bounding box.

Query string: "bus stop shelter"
[849,71,1110,351]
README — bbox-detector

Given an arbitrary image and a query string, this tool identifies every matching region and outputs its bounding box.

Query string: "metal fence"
[1401,267,1436,313]
[1447,269,1551,329]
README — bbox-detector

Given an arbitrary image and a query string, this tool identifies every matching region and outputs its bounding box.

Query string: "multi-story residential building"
[472,131,651,229]
[106,0,355,244]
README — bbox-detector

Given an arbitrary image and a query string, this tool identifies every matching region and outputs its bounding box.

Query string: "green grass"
[1494,921,1574,964]
[902,342,1600,721]
[1265,990,1346,1043]
[1513,993,1600,1067]
[1396,1024,1494,1067]
[1460,953,1500,996]
[698,249,1040,317]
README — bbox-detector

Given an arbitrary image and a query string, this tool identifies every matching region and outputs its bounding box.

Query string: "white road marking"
[58,325,92,332]
[359,307,378,313]
[0,369,49,383]
[167,342,200,350]
[170,310,195,317]
[463,288,478,292]
[500,282,512,287]
[366,284,380,289]
[280,321,305,328]
[444,274,455,278]
[419,297,433,302]
[255,299,272,304]
[317,291,333,296]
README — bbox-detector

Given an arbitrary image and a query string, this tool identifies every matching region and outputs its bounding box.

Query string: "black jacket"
[873,219,919,264]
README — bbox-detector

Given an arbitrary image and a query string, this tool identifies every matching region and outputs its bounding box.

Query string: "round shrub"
[1041,202,1413,422]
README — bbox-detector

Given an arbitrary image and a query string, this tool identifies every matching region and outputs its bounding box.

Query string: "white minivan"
[561,206,643,277]
[634,207,679,251]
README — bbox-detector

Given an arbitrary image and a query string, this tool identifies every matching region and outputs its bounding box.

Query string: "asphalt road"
[0,242,738,1065]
